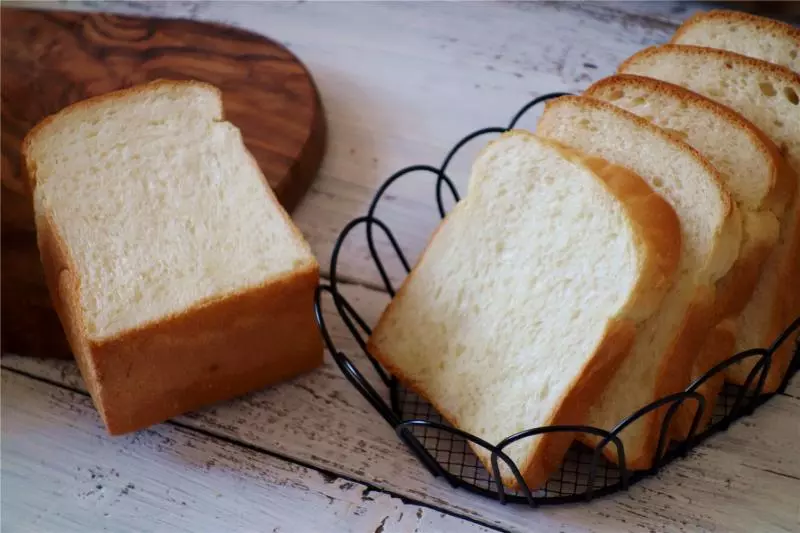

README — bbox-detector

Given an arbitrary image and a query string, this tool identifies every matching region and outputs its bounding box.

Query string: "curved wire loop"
[775,317,800,393]
[507,92,574,129]
[314,92,800,507]
[653,392,705,467]
[494,424,628,502]
[435,126,504,218]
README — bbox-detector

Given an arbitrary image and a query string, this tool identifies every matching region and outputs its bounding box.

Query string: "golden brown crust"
[712,233,775,322]
[748,118,797,219]
[671,319,736,440]
[577,287,717,469]
[368,132,682,489]
[34,200,323,435]
[618,44,800,87]
[671,9,800,60]
[763,196,800,392]
[646,283,717,461]
[23,79,322,435]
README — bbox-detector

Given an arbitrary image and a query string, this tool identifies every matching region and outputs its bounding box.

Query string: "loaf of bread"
[671,9,800,73]
[620,45,800,392]
[536,96,741,468]
[584,74,793,435]
[23,80,323,435]
[368,131,681,489]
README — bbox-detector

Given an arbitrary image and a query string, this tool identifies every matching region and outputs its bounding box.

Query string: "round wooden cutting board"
[1,8,326,359]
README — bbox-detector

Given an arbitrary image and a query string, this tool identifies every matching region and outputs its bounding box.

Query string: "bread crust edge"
[670,9,800,62]
[585,73,794,215]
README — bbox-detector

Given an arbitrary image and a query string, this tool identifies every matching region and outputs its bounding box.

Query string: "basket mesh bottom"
[397,381,757,496]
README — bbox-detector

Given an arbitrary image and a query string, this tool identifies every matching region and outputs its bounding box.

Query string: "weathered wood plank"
[5,282,799,532]
[1,370,498,533]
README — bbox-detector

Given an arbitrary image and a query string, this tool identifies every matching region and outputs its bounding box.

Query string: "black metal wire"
[313,93,800,507]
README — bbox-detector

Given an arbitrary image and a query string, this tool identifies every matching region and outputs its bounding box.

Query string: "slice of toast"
[367,131,681,489]
[671,9,800,73]
[585,74,794,435]
[23,80,323,435]
[537,96,741,468]
[620,45,800,392]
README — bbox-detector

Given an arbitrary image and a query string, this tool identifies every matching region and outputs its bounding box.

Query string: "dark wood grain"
[1,8,326,359]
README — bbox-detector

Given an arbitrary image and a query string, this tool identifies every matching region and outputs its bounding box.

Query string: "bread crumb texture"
[27,82,314,340]
[371,133,644,471]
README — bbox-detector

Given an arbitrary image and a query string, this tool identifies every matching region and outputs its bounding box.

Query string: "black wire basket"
[314,93,800,506]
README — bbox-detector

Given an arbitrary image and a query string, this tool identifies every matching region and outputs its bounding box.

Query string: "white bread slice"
[368,131,681,489]
[585,74,794,435]
[619,45,800,392]
[23,80,323,434]
[537,96,741,468]
[671,10,800,73]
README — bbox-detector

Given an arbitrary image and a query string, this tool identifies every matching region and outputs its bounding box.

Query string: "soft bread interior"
[25,81,315,341]
[369,132,665,486]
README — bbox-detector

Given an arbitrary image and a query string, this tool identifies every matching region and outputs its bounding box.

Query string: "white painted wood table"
[3,2,799,532]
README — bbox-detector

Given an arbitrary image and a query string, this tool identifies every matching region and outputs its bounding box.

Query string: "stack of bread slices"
[367,10,800,490]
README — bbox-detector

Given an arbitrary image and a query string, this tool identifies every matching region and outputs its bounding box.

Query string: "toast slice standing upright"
[537,96,741,468]
[368,131,681,489]
[620,45,800,392]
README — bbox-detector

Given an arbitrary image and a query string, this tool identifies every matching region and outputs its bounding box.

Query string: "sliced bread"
[536,96,741,467]
[586,74,789,317]
[367,131,681,489]
[619,45,800,392]
[585,74,793,435]
[23,80,323,435]
[671,9,800,73]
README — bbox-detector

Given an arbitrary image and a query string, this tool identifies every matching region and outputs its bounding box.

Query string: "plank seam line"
[1,364,508,533]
